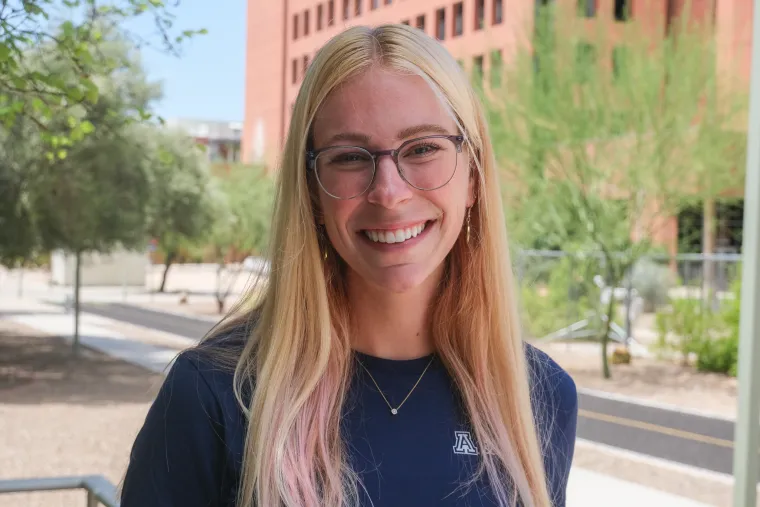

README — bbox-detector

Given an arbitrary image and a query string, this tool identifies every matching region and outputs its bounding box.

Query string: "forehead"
[312,66,457,147]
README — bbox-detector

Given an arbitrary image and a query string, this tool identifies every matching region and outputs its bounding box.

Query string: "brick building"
[242,0,753,255]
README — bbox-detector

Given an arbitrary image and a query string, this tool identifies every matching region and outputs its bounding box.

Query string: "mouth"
[360,220,435,245]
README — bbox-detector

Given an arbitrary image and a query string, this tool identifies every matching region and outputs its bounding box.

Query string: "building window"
[385,0,392,4]
[578,0,597,17]
[343,0,350,20]
[303,55,309,76]
[401,19,410,25]
[371,0,379,10]
[436,8,446,40]
[292,58,298,84]
[317,4,323,30]
[475,0,484,30]
[328,0,335,25]
[355,0,362,16]
[416,14,425,32]
[614,0,631,21]
[453,2,463,37]
[304,9,310,36]
[293,13,298,40]
[490,49,503,87]
[493,0,503,25]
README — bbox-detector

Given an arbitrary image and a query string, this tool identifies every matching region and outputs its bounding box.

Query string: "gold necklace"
[356,355,435,416]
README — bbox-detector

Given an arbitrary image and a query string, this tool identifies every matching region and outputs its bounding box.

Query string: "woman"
[121,24,577,507]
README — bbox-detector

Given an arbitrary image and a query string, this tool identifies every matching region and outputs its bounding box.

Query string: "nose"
[365,155,413,209]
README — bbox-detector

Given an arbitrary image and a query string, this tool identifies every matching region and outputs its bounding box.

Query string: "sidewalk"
[0,294,722,506]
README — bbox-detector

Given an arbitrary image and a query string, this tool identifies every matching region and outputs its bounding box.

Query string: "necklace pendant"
[391,408,398,415]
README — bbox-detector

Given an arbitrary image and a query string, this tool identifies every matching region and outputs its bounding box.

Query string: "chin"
[367,264,439,294]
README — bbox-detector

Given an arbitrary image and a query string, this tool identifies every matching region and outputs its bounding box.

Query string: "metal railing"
[0,475,120,507]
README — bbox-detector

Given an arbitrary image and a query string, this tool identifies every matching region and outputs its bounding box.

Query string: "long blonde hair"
[206,24,551,507]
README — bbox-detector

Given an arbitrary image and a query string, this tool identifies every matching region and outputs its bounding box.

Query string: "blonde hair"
[206,24,551,507]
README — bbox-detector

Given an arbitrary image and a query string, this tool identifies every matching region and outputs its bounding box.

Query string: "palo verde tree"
[486,3,744,378]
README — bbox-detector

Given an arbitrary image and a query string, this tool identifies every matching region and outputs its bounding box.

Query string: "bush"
[631,258,675,313]
[655,277,741,376]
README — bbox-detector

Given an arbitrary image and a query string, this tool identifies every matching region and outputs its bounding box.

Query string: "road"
[80,301,745,479]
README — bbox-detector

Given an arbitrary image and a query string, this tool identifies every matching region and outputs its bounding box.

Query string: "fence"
[0,475,120,507]
[514,249,742,342]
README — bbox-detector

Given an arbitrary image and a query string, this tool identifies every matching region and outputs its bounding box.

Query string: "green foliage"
[142,128,217,258]
[209,165,275,262]
[519,255,600,338]
[655,278,741,376]
[0,1,205,149]
[486,3,746,378]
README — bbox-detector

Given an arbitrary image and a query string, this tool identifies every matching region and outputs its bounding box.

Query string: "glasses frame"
[306,134,465,200]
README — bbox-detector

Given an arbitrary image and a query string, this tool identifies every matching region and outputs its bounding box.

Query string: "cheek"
[320,198,356,241]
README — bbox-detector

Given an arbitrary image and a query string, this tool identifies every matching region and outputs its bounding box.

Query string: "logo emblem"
[453,431,479,455]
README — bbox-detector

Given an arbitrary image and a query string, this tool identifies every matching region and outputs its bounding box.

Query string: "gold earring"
[466,207,472,244]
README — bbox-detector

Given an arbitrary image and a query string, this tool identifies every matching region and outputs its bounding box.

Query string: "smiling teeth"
[364,223,427,244]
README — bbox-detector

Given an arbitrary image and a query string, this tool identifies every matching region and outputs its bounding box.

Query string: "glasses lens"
[315,147,375,199]
[397,137,459,190]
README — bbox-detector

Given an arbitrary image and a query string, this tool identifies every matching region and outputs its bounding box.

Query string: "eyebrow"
[326,123,451,145]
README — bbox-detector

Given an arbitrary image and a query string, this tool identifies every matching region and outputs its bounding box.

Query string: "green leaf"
[0,43,11,63]
[80,121,95,134]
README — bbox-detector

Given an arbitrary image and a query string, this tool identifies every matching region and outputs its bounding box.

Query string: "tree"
[142,127,217,292]
[208,164,274,314]
[21,29,160,354]
[487,4,746,378]
[0,1,204,147]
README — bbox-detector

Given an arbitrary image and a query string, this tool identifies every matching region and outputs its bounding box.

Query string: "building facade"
[243,0,752,170]
[243,0,753,255]
[166,118,243,164]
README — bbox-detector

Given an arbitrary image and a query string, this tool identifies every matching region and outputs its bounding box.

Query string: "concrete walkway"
[0,295,719,507]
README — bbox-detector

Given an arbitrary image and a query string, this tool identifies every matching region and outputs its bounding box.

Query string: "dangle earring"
[466,207,472,244]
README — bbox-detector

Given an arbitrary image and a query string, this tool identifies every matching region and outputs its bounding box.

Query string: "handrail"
[0,475,120,507]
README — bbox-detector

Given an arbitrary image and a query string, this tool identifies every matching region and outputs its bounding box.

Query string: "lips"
[362,221,428,244]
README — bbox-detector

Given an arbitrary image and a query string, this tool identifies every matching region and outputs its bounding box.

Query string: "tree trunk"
[702,198,717,309]
[601,291,615,380]
[73,250,82,356]
[158,251,176,293]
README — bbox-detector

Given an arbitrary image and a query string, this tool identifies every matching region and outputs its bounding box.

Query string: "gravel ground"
[0,321,162,507]
[534,340,738,419]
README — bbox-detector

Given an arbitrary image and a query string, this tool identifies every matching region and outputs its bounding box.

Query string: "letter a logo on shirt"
[453,431,479,455]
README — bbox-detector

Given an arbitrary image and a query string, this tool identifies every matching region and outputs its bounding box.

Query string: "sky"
[129,0,247,122]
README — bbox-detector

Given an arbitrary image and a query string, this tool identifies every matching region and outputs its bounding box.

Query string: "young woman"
[121,24,577,507]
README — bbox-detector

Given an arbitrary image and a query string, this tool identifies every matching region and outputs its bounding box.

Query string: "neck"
[347,268,442,360]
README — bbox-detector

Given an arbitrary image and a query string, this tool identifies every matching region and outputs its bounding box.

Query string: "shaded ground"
[0,320,161,507]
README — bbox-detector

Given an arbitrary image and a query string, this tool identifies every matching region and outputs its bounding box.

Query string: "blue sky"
[131,0,247,122]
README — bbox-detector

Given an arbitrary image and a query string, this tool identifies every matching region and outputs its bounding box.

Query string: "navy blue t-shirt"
[121,336,577,507]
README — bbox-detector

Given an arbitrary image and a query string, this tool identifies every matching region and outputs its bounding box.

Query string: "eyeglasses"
[306,134,465,200]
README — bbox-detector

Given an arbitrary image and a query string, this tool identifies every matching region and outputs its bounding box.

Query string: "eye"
[402,142,442,158]
[331,152,371,164]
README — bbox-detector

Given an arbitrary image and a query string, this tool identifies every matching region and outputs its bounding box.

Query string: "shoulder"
[524,342,578,421]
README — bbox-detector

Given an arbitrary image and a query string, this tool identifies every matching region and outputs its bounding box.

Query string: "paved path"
[2,299,723,506]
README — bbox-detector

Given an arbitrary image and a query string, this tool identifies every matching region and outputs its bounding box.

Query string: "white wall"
[50,249,148,287]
